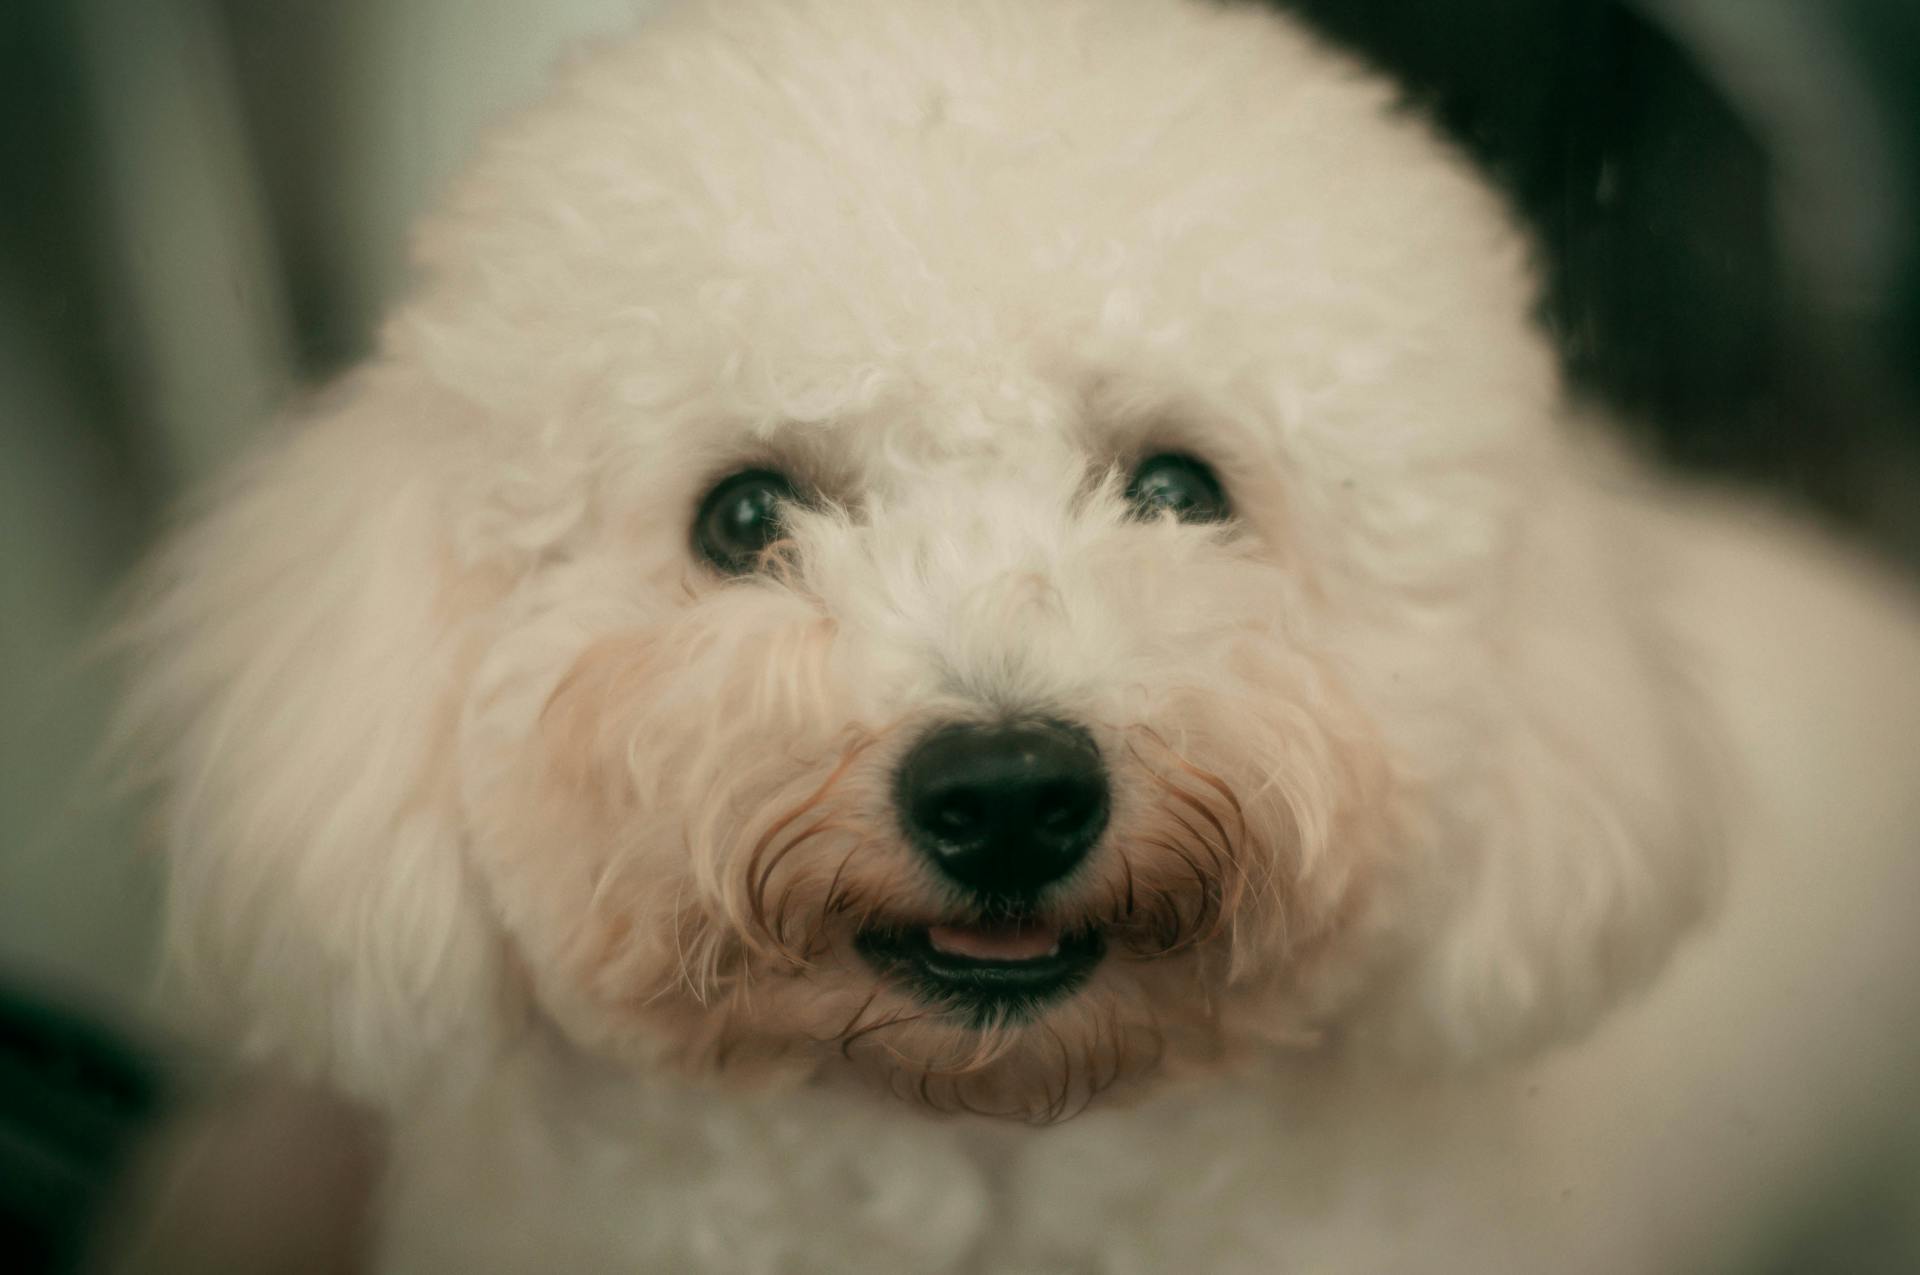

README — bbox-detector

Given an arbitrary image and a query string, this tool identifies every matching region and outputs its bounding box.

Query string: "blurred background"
[0,0,1916,1262]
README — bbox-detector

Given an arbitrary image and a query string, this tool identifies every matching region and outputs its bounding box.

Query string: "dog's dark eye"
[1125,453,1230,523]
[694,468,802,574]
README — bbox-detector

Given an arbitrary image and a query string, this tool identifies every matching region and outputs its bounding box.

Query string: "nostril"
[1036,780,1096,833]
[895,718,1110,898]
[923,790,987,839]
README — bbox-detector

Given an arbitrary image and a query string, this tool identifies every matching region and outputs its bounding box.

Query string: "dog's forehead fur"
[396,0,1553,478]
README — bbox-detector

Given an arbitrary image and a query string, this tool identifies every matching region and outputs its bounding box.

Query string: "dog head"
[124,0,1719,1119]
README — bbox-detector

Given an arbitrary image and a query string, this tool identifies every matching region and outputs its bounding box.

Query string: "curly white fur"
[120,0,1920,1270]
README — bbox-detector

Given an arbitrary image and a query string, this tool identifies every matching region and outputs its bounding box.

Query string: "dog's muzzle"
[860,719,1110,1019]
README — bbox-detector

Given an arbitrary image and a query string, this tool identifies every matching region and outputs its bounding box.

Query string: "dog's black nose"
[895,719,1109,898]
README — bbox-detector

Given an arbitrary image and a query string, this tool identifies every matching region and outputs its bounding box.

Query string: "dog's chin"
[559,913,1244,1123]
[544,867,1261,1119]
[808,904,1236,1120]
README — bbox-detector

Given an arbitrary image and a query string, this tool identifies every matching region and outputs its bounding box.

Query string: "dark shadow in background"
[1279,0,1920,550]
[0,2,165,546]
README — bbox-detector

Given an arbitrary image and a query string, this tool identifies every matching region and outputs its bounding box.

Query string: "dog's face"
[132,0,1717,1118]
[467,413,1392,1117]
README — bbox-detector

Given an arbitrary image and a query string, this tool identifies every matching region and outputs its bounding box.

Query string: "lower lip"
[856,926,1106,1021]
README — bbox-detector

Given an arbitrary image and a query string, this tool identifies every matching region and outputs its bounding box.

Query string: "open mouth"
[857,922,1105,1022]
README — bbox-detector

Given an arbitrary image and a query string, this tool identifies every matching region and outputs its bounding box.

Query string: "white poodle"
[122,0,1920,1269]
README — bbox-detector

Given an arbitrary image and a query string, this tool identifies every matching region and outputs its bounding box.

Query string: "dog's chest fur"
[377,1054,1529,1273]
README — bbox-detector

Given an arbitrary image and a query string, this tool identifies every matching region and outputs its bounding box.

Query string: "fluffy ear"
[118,370,503,1103]
[1373,484,1726,1063]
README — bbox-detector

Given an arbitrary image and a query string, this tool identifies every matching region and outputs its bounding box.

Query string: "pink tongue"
[927,923,1063,962]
